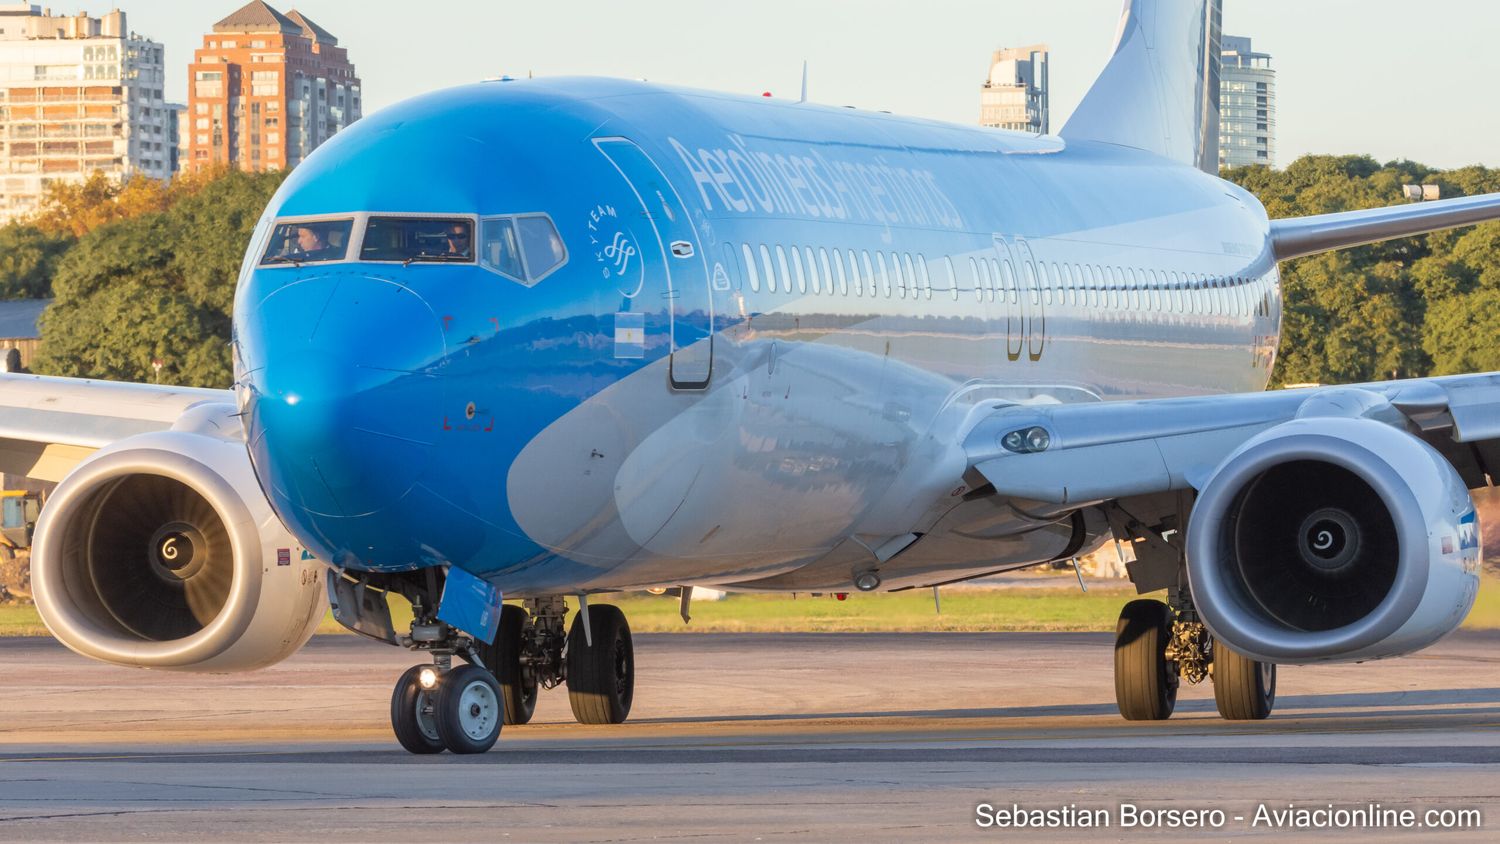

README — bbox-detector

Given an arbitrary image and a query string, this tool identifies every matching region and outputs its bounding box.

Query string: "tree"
[0,225,73,299]
[1224,155,1500,386]
[32,169,286,388]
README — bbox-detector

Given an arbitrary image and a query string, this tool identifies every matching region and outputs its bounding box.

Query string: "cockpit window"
[360,217,475,263]
[481,218,524,279]
[481,213,566,285]
[517,215,567,280]
[260,218,354,266]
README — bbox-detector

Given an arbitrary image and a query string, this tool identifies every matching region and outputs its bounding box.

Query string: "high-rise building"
[185,1,361,172]
[1219,35,1275,169]
[0,4,170,224]
[980,45,1049,134]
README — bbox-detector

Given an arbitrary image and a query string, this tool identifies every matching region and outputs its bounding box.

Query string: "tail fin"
[1061,0,1223,174]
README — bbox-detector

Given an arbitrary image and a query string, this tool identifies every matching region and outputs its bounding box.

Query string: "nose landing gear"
[380,588,637,754]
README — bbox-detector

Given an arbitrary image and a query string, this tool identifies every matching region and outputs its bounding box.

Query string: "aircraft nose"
[243,274,447,522]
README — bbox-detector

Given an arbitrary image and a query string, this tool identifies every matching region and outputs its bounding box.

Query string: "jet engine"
[1186,416,1481,664]
[32,405,326,672]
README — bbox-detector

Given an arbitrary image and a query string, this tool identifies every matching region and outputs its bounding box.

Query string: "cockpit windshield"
[260,218,354,266]
[360,217,475,263]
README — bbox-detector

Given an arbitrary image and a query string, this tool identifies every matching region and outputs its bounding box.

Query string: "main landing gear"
[1113,592,1276,722]
[383,588,637,754]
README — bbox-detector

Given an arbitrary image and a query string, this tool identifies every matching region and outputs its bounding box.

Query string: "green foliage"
[1224,156,1500,386]
[0,225,73,300]
[33,169,286,388]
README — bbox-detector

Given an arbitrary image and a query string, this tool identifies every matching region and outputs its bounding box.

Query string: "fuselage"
[233,77,1282,595]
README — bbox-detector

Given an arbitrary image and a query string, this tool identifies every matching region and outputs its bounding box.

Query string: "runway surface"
[0,631,1497,841]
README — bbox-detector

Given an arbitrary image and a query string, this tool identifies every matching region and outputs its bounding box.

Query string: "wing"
[1272,192,1500,261]
[964,374,1500,506]
[0,373,231,482]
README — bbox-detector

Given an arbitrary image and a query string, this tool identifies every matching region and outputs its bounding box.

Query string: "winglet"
[1061,0,1223,174]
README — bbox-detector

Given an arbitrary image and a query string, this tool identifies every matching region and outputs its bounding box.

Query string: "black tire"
[1212,640,1277,720]
[435,664,503,754]
[390,665,444,755]
[566,603,634,725]
[480,604,537,725]
[1114,599,1178,721]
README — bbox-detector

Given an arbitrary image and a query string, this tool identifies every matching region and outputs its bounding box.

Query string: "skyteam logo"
[1458,509,1480,552]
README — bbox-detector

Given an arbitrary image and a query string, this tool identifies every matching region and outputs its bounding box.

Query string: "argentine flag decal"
[615,312,645,359]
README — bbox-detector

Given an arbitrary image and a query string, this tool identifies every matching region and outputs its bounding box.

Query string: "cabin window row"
[730,243,1275,319]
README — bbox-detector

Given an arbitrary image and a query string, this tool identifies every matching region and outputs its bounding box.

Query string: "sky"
[49,0,1500,169]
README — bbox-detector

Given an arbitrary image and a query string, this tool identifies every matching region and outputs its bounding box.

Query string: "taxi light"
[418,667,439,689]
[1001,426,1052,454]
[1026,427,1052,452]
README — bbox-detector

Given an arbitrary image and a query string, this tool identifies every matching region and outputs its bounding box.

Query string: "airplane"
[4,0,1496,755]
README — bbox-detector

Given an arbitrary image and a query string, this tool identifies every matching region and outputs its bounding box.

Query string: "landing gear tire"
[434,664,503,754]
[390,665,444,754]
[566,603,634,725]
[1212,640,1276,721]
[1114,599,1178,721]
[483,604,537,726]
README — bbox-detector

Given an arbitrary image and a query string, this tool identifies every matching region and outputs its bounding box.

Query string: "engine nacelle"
[32,407,326,672]
[1186,416,1481,664]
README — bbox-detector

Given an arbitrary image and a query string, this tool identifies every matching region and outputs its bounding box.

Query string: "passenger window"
[944,256,958,301]
[917,255,932,300]
[848,250,863,296]
[790,246,807,293]
[904,254,919,300]
[364,217,476,264]
[979,258,994,303]
[834,249,849,295]
[987,259,1001,303]
[888,252,904,299]
[742,244,760,292]
[876,252,891,298]
[262,218,354,265]
[776,246,793,295]
[969,258,982,302]
[861,251,876,297]
[759,244,777,293]
[479,218,523,278]
[516,215,567,280]
[818,248,833,295]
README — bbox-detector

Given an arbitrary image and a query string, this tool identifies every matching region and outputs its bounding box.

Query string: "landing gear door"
[594,137,714,390]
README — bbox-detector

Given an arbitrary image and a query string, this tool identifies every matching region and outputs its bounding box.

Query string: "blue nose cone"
[241,273,448,564]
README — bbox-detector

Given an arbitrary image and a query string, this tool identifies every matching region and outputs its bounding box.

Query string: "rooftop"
[213,0,302,36]
[0,299,49,340]
[285,9,337,46]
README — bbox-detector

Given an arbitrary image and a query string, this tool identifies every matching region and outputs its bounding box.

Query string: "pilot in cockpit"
[444,223,473,259]
[293,225,338,261]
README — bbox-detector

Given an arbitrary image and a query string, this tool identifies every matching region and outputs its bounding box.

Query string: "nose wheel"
[390,665,444,754]
[390,663,503,754]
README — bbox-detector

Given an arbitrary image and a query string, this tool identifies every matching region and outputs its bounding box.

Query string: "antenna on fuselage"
[798,60,808,104]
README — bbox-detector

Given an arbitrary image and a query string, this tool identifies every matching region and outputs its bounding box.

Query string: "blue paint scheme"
[233,77,1280,595]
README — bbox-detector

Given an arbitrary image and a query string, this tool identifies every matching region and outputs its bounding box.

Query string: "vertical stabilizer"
[1061,0,1222,173]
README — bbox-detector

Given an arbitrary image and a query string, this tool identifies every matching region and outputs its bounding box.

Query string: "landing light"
[418,667,439,689]
[1001,426,1052,454]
